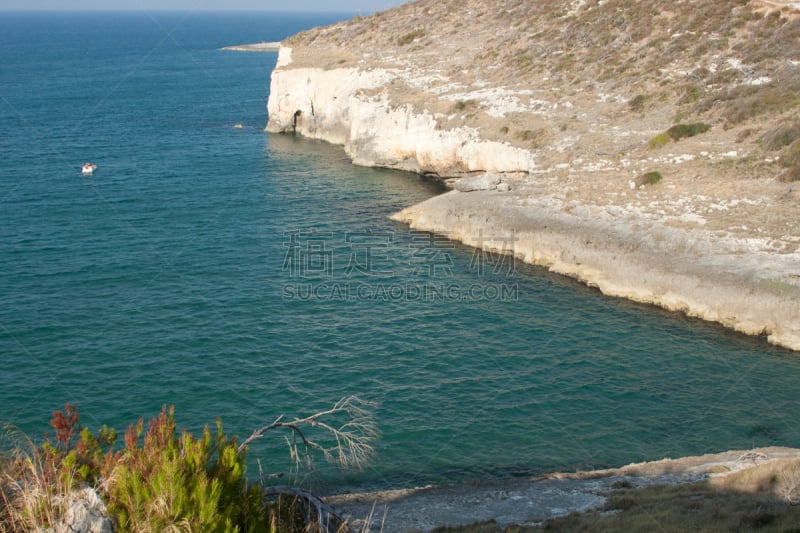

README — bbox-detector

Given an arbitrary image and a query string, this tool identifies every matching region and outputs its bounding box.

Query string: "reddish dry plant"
[49,403,79,449]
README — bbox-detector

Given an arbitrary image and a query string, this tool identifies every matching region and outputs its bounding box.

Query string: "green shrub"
[514,128,549,149]
[629,94,646,112]
[397,29,424,46]
[107,407,266,533]
[453,99,477,112]
[679,86,703,104]
[30,405,266,532]
[666,122,711,140]
[649,123,709,148]
[648,133,671,150]
[635,171,663,187]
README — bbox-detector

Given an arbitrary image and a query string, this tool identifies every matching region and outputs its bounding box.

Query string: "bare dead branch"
[237,396,379,472]
[238,415,284,451]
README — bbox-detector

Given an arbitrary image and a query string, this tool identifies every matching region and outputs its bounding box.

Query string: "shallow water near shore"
[2,12,800,495]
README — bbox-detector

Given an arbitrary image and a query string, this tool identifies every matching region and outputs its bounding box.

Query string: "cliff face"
[266,50,533,176]
[266,0,800,350]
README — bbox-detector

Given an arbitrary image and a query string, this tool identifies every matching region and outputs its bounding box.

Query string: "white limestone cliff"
[266,47,533,177]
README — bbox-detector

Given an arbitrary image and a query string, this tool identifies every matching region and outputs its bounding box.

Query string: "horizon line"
[0,8,374,13]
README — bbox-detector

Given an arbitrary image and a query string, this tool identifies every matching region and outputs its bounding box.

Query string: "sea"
[2,11,800,495]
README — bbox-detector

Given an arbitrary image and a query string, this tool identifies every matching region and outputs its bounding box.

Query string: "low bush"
[397,29,425,46]
[648,133,670,150]
[453,99,478,112]
[107,407,265,532]
[759,120,800,152]
[628,94,646,112]
[1,399,377,532]
[779,165,800,182]
[514,128,549,149]
[635,171,663,187]
[778,139,800,182]
[648,123,710,149]
[702,78,800,126]
[666,122,711,141]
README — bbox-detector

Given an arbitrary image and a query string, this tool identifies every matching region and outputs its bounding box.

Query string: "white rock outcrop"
[47,487,113,533]
[266,47,533,177]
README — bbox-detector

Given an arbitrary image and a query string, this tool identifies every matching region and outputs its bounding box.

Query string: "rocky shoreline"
[390,183,800,350]
[264,0,800,351]
[327,447,800,532]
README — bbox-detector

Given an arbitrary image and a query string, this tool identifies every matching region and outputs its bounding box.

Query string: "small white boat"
[81,163,97,175]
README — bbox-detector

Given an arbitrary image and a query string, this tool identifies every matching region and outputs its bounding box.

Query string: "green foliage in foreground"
[110,408,266,532]
[647,132,671,150]
[2,400,376,532]
[42,405,269,532]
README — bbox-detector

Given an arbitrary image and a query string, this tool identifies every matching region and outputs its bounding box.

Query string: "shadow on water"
[264,133,448,199]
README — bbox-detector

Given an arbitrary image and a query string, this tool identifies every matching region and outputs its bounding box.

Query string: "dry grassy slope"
[280,0,800,254]
[286,0,799,163]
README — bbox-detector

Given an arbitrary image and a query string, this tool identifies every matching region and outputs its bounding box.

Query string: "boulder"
[48,487,113,533]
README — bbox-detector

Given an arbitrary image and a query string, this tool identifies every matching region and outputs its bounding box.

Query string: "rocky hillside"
[283,0,800,179]
[267,0,800,349]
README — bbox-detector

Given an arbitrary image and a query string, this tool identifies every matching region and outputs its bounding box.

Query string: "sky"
[0,0,407,12]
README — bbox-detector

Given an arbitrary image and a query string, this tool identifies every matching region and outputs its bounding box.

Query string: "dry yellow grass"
[0,426,75,532]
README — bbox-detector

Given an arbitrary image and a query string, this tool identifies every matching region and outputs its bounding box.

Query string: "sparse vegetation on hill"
[283,0,800,181]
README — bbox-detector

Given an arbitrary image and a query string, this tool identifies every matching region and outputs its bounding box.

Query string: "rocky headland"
[221,41,281,52]
[265,0,800,351]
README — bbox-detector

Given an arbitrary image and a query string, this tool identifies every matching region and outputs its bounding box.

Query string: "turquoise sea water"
[2,11,800,494]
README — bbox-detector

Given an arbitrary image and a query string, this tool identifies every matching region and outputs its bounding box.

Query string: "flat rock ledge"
[390,189,800,352]
[327,447,800,532]
[221,42,281,52]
